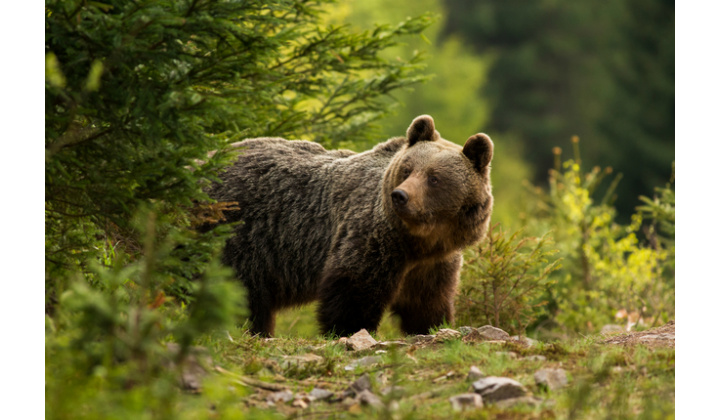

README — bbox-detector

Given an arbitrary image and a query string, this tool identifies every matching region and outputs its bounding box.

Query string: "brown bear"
[207,115,493,336]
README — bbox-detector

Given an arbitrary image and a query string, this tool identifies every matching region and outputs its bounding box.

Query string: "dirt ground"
[601,320,675,348]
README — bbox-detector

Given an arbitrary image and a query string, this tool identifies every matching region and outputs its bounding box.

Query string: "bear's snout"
[391,189,409,207]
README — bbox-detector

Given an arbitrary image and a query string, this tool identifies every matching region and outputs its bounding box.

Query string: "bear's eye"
[428,175,439,185]
[402,167,412,178]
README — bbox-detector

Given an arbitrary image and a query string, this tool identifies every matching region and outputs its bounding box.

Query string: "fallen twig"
[215,366,288,391]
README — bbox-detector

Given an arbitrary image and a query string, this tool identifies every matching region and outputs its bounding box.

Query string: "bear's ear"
[407,115,436,146]
[463,133,493,171]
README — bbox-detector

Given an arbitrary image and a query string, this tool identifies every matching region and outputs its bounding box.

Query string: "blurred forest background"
[45,0,674,417]
[333,0,674,226]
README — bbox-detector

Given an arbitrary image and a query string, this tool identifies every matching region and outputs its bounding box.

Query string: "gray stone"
[344,355,382,371]
[477,325,510,341]
[267,390,294,404]
[374,341,408,349]
[472,376,529,402]
[494,351,518,359]
[408,334,436,344]
[434,328,462,342]
[357,390,384,409]
[309,388,333,401]
[467,365,485,381]
[510,335,539,347]
[534,368,568,390]
[449,393,484,411]
[165,343,212,392]
[346,329,378,351]
[458,326,476,336]
[292,396,310,409]
[344,373,372,398]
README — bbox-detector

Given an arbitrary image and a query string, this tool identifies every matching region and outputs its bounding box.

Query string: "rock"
[292,397,309,409]
[346,329,378,351]
[309,388,334,401]
[601,324,625,335]
[523,355,547,362]
[344,373,372,398]
[357,390,384,409]
[476,325,510,341]
[467,365,485,381]
[434,328,462,342]
[432,370,457,383]
[344,355,382,371]
[458,326,476,336]
[449,393,484,411]
[472,377,529,402]
[462,329,485,343]
[374,341,408,349]
[639,333,675,342]
[602,321,675,348]
[267,390,294,404]
[165,343,212,392]
[463,326,511,343]
[281,353,324,369]
[408,334,436,344]
[534,368,568,390]
[493,396,545,409]
[510,335,539,347]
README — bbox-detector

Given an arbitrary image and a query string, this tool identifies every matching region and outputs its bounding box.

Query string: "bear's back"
[209,137,401,307]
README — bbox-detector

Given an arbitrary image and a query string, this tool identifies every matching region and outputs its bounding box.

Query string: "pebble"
[346,329,378,351]
[472,376,529,402]
[534,368,568,390]
[449,393,484,411]
[467,365,486,381]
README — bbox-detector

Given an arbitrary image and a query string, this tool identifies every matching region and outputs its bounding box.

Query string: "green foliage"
[525,141,674,334]
[46,207,246,420]
[441,0,674,220]
[457,224,561,334]
[45,0,433,286]
[45,1,436,417]
[637,163,675,249]
[330,0,533,229]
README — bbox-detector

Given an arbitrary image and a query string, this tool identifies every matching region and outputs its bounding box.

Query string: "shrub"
[45,206,246,419]
[45,0,433,304]
[525,139,674,333]
[45,1,434,416]
[456,224,561,335]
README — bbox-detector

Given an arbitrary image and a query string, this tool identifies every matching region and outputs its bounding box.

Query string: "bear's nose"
[391,189,409,206]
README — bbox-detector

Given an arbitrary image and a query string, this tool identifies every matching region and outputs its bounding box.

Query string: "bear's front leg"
[248,302,276,337]
[391,254,462,335]
[316,266,400,337]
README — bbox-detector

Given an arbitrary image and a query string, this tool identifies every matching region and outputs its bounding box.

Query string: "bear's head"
[384,115,494,255]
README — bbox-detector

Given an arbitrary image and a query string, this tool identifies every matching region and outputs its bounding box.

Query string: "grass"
[190,318,673,419]
[47,307,674,419]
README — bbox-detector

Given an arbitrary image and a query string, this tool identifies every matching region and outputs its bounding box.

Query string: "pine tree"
[45,0,432,297]
[440,0,674,220]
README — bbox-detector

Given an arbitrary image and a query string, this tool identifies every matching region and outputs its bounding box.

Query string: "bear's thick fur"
[208,115,493,336]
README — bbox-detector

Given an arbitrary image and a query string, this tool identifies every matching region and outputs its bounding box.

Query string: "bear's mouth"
[393,205,434,228]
